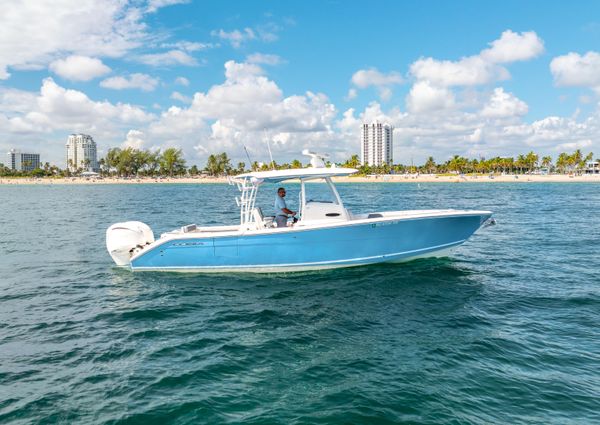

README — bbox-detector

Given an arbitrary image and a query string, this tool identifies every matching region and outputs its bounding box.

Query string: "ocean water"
[0,182,599,424]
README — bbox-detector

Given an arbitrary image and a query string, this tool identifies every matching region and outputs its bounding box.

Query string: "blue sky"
[1,0,600,166]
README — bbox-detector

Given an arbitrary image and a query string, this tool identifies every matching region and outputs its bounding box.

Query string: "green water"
[0,183,598,424]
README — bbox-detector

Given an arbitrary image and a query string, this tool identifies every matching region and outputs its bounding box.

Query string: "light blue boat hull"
[130,212,492,272]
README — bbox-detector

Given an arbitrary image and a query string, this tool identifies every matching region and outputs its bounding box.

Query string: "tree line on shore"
[0,147,597,177]
[350,149,597,176]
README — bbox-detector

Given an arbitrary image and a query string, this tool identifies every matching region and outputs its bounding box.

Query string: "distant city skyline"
[1,1,600,166]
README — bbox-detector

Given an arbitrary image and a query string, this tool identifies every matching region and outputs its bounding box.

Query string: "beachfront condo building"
[66,134,99,172]
[7,149,40,171]
[361,122,393,166]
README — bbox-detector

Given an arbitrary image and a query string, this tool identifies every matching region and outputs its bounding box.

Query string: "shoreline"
[1,174,600,185]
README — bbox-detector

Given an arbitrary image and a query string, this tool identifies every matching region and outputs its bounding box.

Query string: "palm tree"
[447,155,466,174]
[160,148,186,176]
[217,152,232,175]
[117,147,135,176]
[291,159,303,169]
[541,156,552,170]
[236,162,246,174]
[581,152,594,173]
[344,155,360,169]
[516,154,526,174]
[205,154,219,176]
[570,149,583,174]
[525,151,538,173]
[423,156,436,174]
[105,148,122,176]
[146,150,161,176]
[556,152,569,174]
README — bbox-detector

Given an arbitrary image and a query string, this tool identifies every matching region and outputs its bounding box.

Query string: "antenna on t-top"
[243,145,253,168]
[264,129,275,170]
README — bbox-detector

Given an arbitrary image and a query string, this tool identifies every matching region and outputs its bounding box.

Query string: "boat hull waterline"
[126,211,492,273]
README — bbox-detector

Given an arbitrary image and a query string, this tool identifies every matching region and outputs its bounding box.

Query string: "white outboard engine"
[106,221,154,266]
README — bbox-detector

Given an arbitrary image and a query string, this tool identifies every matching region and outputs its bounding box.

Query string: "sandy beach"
[1,174,600,185]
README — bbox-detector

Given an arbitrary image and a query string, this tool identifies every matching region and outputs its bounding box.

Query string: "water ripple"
[0,183,599,424]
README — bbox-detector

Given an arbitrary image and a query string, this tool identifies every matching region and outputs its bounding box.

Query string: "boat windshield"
[303,180,339,204]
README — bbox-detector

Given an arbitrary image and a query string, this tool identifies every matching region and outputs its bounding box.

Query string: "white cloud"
[122,129,146,149]
[35,78,153,126]
[49,55,111,81]
[555,139,592,151]
[352,69,404,88]
[2,49,600,169]
[350,68,404,101]
[255,23,282,43]
[211,24,281,48]
[100,73,159,91]
[481,88,528,118]
[224,61,266,81]
[170,91,192,103]
[345,88,358,101]
[246,53,283,65]
[0,0,147,80]
[146,0,189,13]
[0,78,152,134]
[337,82,599,163]
[160,41,213,51]
[137,49,198,66]
[467,128,483,143]
[0,0,199,80]
[550,51,600,92]
[175,76,190,86]
[410,56,509,87]
[406,81,455,113]
[0,78,154,163]
[480,30,545,63]
[211,28,256,48]
[143,60,340,161]
[410,30,544,87]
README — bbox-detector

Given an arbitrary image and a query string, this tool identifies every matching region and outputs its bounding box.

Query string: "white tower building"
[66,134,98,172]
[360,122,393,166]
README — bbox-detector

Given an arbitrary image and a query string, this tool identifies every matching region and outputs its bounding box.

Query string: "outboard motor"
[106,221,154,266]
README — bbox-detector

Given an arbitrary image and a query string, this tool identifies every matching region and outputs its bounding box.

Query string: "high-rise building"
[360,122,393,166]
[7,149,40,171]
[66,134,98,172]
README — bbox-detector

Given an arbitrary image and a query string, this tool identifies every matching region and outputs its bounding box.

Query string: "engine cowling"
[106,221,154,266]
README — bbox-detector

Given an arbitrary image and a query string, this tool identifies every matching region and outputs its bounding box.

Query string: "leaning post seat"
[252,207,275,229]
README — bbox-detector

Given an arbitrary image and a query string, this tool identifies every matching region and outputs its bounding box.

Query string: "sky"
[1,0,600,167]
